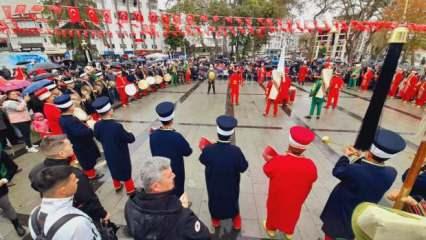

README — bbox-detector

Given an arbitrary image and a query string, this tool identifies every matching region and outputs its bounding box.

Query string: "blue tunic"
[199,141,248,219]
[94,119,135,181]
[149,128,192,197]
[402,169,426,200]
[59,115,100,170]
[320,156,397,239]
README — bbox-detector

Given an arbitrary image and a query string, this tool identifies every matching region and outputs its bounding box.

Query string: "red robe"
[185,68,191,83]
[298,65,309,84]
[43,103,63,135]
[416,82,426,107]
[257,67,266,85]
[277,75,291,104]
[264,153,317,234]
[326,75,344,108]
[389,71,404,97]
[229,73,242,105]
[116,74,129,105]
[360,69,374,90]
[402,74,419,101]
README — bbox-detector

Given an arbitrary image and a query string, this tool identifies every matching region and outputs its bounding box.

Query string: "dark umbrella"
[30,62,62,73]
[16,61,31,66]
[30,73,58,81]
[22,79,52,96]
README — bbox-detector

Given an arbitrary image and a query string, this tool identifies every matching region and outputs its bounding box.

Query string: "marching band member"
[35,88,63,135]
[325,71,344,109]
[298,62,309,85]
[55,95,102,180]
[150,102,193,197]
[199,115,248,230]
[348,64,361,89]
[388,68,404,97]
[360,67,375,91]
[263,126,317,238]
[92,97,136,195]
[305,75,326,119]
[402,70,420,103]
[229,68,242,105]
[115,69,129,107]
[320,129,406,240]
[263,69,281,117]
[207,64,217,94]
[415,79,426,107]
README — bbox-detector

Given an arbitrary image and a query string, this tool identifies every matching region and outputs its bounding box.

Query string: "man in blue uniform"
[320,128,406,240]
[199,115,248,230]
[55,94,102,180]
[149,101,192,197]
[92,97,136,195]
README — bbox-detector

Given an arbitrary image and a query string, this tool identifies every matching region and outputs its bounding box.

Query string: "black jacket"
[0,151,18,198]
[125,190,210,240]
[29,158,107,222]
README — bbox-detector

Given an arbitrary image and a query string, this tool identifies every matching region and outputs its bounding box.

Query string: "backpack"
[30,206,83,240]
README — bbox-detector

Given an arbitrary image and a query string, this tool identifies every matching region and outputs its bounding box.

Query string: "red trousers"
[264,99,279,116]
[212,214,241,229]
[230,88,239,105]
[416,97,426,106]
[326,91,340,109]
[113,178,135,194]
[117,87,128,105]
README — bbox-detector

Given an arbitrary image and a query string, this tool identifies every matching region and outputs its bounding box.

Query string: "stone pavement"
[0,80,423,239]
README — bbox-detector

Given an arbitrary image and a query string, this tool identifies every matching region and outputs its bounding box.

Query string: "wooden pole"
[393,141,426,209]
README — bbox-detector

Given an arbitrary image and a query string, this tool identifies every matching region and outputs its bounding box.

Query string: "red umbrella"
[0,80,31,93]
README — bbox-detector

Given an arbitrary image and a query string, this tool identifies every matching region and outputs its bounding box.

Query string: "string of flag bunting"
[0,3,425,40]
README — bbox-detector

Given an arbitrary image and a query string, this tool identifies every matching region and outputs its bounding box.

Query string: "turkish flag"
[118,11,128,22]
[149,11,158,23]
[200,15,208,23]
[2,6,12,19]
[15,4,27,15]
[103,10,112,24]
[173,14,181,25]
[133,11,144,22]
[225,17,233,24]
[31,5,44,13]
[48,5,62,16]
[245,18,252,26]
[212,16,220,22]
[0,21,8,32]
[87,8,99,24]
[68,7,80,23]
[186,15,194,25]
[161,14,170,25]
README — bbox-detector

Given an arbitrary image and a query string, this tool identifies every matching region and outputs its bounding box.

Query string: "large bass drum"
[164,73,172,82]
[147,76,156,85]
[138,79,149,90]
[124,84,137,96]
[155,75,163,84]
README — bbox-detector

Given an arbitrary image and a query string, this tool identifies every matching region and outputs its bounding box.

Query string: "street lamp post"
[81,40,92,64]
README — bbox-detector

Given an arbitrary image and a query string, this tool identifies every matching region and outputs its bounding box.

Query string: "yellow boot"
[263,220,276,238]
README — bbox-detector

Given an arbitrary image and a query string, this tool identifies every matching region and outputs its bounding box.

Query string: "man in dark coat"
[199,115,248,230]
[55,94,102,180]
[29,135,109,222]
[320,129,406,240]
[92,96,136,195]
[125,156,210,240]
[150,101,192,197]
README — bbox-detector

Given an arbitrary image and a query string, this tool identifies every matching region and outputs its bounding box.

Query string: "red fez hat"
[289,126,315,149]
[34,87,51,101]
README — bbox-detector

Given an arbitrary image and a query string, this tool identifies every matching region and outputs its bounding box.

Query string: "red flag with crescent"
[173,14,181,25]
[68,7,80,23]
[0,21,8,32]
[87,8,99,24]
[2,6,12,19]
[103,10,112,24]
[118,11,129,22]
[48,5,62,16]
[133,11,144,22]
[30,5,44,13]
[15,4,27,15]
